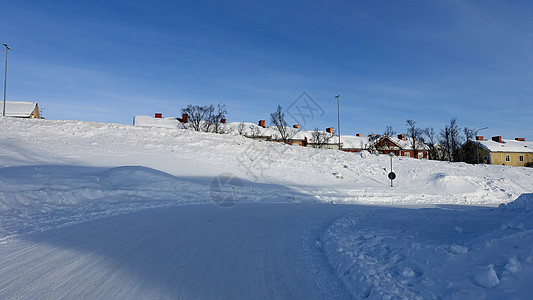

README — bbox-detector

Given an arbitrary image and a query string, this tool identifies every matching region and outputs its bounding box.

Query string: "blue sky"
[2,0,533,140]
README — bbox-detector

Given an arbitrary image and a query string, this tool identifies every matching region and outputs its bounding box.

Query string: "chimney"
[326,127,334,134]
[182,113,188,123]
[221,118,226,124]
[356,133,363,137]
[155,113,163,118]
[476,136,484,141]
[397,134,406,141]
[492,136,502,143]
[258,120,266,128]
[515,138,525,141]
[293,124,299,129]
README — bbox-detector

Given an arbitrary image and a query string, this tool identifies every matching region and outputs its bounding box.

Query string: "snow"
[323,205,533,298]
[1,116,532,299]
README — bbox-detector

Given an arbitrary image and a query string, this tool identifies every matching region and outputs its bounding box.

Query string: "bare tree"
[311,127,332,148]
[181,104,209,131]
[208,103,228,134]
[461,127,476,163]
[406,120,424,158]
[237,122,246,135]
[383,125,396,137]
[270,105,297,143]
[201,105,215,132]
[366,134,381,151]
[439,117,463,162]
[424,127,439,160]
[181,103,228,133]
[247,125,261,138]
[440,126,451,161]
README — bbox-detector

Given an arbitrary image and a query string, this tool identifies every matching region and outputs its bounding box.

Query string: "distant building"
[340,134,429,158]
[465,136,533,167]
[373,134,429,159]
[4,101,41,118]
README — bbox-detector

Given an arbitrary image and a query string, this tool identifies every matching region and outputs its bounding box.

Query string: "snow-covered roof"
[478,139,533,153]
[4,101,38,117]
[388,136,430,151]
[340,135,370,149]
[133,115,180,129]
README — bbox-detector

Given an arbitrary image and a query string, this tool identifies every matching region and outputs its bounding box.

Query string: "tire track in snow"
[0,203,359,299]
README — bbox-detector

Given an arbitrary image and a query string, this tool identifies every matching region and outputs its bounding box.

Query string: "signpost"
[388,153,396,187]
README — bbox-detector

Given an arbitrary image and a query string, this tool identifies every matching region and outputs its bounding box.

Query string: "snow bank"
[500,193,533,211]
[0,163,310,239]
[0,117,532,236]
[0,165,210,239]
[322,202,533,299]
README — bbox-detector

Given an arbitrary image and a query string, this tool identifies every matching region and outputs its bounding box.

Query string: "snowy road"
[0,204,357,299]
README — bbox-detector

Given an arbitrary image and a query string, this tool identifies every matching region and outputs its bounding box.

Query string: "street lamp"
[474,127,488,164]
[3,43,11,117]
[335,94,341,150]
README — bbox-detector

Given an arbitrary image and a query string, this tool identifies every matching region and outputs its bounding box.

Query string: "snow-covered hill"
[1,118,531,209]
[1,117,532,299]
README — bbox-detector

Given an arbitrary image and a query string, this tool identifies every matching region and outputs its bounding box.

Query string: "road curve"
[0,203,359,299]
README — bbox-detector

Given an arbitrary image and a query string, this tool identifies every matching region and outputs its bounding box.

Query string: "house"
[340,134,371,152]
[340,134,429,158]
[466,136,533,167]
[373,134,429,159]
[4,101,41,118]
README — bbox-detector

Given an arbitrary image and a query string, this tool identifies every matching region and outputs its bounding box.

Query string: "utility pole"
[3,43,11,117]
[335,94,341,150]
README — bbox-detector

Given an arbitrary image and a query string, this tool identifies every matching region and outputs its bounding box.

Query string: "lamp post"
[335,94,341,150]
[474,127,488,164]
[3,43,10,117]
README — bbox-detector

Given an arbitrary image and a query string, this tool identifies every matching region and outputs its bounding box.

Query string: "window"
[505,155,510,162]
[404,152,411,157]
[519,155,524,162]
[418,152,424,159]
[483,155,488,163]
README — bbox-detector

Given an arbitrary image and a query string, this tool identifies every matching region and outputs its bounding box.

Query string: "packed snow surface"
[1,117,532,299]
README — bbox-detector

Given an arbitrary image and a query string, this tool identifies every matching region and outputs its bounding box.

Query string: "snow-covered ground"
[1,117,532,299]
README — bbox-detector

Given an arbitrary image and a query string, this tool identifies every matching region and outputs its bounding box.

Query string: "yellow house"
[4,101,41,118]
[472,136,533,167]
